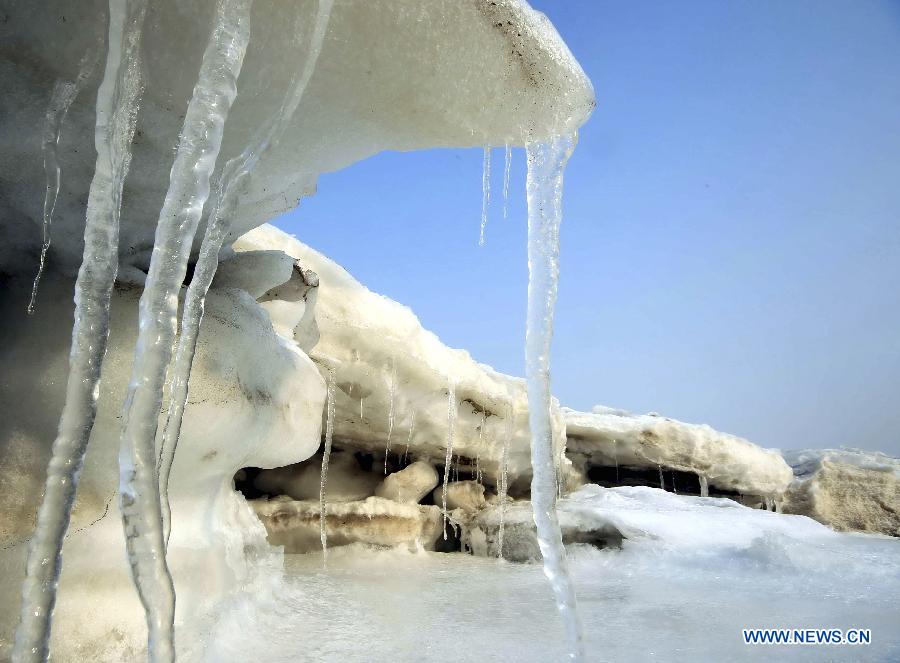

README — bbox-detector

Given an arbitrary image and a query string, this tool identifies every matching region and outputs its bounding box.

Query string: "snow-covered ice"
[206,488,900,662]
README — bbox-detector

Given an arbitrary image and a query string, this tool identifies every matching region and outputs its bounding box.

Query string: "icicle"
[524,133,584,661]
[14,2,148,660]
[27,52,97,315]
[672,473,678,494]
[503,143,512,219]
[764,496,774,512]
[497,402,513,559]
[403,411,415,465]
[359,395,364,421]
[156,0,334,549]
[699,475,709,498]
[319,367,336,558]
[658,464,665,491]
[441,382,457,539]
[117,2,252,659]
[477,409,486,484]
[479,147,491,245]
[384,357,395,474]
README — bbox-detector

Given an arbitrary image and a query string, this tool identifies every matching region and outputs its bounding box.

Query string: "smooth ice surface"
[207,489,900,662]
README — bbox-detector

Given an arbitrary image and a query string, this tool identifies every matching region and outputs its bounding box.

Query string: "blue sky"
[274,0,900,456]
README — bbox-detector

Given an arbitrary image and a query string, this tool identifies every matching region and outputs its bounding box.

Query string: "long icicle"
[27,51,98,315]
[384,356,395,474]
[524,133,584,661]
[13,2,147,660]
[403,410,415,465]
[497,400,513,559]
[479,147,491,245]
[502,143,511,219]
[319,366,336,559]
[157,0,334,547]
[117,2,252,660]
[441,382,457,539]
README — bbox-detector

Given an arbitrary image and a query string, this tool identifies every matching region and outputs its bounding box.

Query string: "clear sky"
[274,0,900,457]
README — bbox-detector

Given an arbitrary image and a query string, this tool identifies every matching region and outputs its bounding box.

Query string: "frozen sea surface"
[206,488,900,662]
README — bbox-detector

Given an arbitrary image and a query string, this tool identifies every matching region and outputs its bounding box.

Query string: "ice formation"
[13,1,148,659]
[116,3,254,657]
[565,406,794,501]
[503,144,512,219]
[442,384,458,539]
[524,134,584,660]
[235,225,569,495]
[319,367,337,556]
[157,0,332,549]
[782,448,900,536]
[480,147,492,245]
[27,52,97,315]
[2,0,595,657]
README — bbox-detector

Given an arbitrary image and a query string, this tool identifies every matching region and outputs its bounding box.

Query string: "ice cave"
[1,0,899,661]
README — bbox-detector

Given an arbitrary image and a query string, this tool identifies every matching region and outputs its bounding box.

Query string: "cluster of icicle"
[14,0,334,660]
[15,0,585,662]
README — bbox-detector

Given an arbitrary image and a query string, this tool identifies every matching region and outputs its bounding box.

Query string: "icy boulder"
[1,0,593,277]
[436,481,488,513]
[782,449,900,537]
[0,272,325,660]
[375,461,440,504]
[564,407,793,500]
[234,224,568,493]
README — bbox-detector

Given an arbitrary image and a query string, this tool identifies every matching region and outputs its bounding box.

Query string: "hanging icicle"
[27,51,98,315]
[524,133,584,661]
[497,401,513,560]
[117,1,253,659]
[441,382,457,539]
[479,146,491,245]
[503,143,511,219]
[384,356,396,474]
[156,0,334,549]
[319,367,337,558]
[14,2,148,660]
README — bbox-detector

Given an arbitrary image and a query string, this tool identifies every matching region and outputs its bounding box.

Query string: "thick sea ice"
[205,488,900,662]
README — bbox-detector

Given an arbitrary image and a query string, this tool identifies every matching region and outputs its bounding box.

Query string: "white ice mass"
[1,0,898,662]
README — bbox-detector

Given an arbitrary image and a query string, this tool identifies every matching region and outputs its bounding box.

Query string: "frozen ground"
[206,487,900,662]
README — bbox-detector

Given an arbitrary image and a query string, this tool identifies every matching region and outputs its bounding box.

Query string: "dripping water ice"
[14,1,148,659]
[699,475,709,498]
[403,411,415,465]
[524,133,584,661]
[27,52,97,316]
[116,1,253,659]
[319,366,337,558]
[479,147,491,245]
[497,401,513,559]
[658,465,665,491]
[441,382,457,539]
[157,0,334,548]
[503,143,512,219]
[384,357,396,474]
